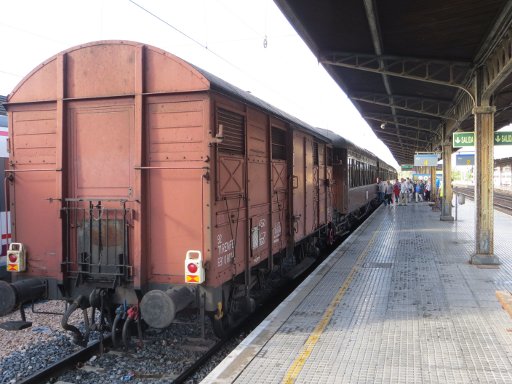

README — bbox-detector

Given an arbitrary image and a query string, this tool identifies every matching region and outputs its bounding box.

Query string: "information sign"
[414,153,438,167]
[453,132,474,147]
[494,131,512,145]
[456,153,475,166]
[453,131,512,147]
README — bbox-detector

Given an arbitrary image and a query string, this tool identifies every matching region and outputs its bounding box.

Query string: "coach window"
[357,161,362,187]
[349,158,354,187]
[354,159,358,187]
[313,142,319,166]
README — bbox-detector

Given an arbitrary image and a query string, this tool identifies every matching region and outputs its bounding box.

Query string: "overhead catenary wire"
[127,0,309,119]
[128,0,244,73]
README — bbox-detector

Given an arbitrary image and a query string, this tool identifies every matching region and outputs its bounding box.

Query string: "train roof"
[7,40,332,144]
[314,127,377,159]
[192,65,331,143]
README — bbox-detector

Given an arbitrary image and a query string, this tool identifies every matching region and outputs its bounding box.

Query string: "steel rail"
[18,337,111,384]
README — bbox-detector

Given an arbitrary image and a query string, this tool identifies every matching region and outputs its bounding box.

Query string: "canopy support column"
[471,105,499,265]
[440,131,454,221]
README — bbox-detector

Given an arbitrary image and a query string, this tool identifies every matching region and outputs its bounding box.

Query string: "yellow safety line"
[496,290,512,319]
[282,229,379,384]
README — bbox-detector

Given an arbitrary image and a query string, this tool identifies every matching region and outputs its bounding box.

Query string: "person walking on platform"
[385,180,393,206]
[393,180,400,205]
[399,178,408,206]
[415,182,424,202]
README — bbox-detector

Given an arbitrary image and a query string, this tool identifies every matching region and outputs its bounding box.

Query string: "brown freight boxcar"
[0,41,396,343]
[0,41,357,343]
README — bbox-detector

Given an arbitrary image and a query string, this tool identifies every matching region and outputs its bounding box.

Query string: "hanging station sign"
[494,131,512,145]
[453,132,474,147]
[414,153,438,166]
[453,131,512,147]
[456,153,475,166]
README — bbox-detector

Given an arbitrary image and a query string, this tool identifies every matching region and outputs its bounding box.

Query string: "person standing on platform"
[425,180,431,201]
[399,178,408,206]
[385,180,394,206]
[379,179,386,204]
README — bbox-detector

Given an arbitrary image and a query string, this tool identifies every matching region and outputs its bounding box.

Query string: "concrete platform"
[202,199,512,383]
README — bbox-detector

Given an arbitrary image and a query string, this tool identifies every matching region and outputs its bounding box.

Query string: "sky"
[0,0,400,168]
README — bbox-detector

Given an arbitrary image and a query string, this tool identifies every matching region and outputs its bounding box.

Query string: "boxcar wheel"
[212,314,231,339]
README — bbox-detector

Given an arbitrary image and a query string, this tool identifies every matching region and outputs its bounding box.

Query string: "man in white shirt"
[399,178,409,206]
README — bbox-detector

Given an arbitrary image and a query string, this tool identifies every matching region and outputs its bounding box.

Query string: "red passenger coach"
[0,41,393,342]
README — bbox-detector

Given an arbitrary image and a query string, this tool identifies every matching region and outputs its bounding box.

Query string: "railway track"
[12,285,303,384]
[13,319,237,384]
[8,239,352,384]
[18,337,110,384]
[1,204,370,384]
[453,186,512,215]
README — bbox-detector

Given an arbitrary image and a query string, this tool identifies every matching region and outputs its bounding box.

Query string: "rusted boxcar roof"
[5,40,331,145]
[194,65,331,143]
[315,126,377,161]
[274,0,512,165]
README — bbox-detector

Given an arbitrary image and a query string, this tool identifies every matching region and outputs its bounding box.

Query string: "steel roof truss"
[351,92,455,120]
[321,52,473,97]
[385,144,426,159]
[364,113,442,137]
[377,130,430,145]
[482,29,512,101]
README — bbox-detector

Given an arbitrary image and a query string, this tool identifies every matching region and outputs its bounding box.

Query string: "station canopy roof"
[274,0,512,165]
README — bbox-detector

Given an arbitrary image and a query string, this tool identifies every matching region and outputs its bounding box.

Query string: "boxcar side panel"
[247,108,270,266]
[305,137,315,234]
[10,105,60,277]
[211,96,248,285]
[270,119,288,256]
[318,143,326,227]
[146,96,208,285]
[292,132,305,241]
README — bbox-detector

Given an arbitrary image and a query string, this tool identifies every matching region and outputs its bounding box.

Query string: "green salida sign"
[495,131,512,145]
[453,132,474,147]
[453,131,512,147]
